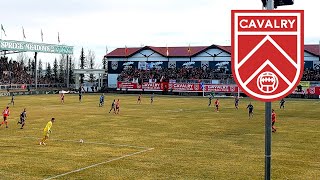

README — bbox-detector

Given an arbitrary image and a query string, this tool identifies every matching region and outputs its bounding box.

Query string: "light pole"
[265,1,273,180]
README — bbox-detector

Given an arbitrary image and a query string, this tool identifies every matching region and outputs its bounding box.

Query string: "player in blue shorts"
[99,93,105,107]
[17,108,27,129]
[279,98,285,109]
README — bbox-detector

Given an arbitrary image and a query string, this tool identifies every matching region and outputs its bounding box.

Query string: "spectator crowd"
[0,57,54,85]
[2,55,320,86]
[118,66,320,83]
[302,68,320,81]
[117,67,232,83]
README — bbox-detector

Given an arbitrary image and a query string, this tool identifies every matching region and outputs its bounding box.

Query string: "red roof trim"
[105,44,319,58]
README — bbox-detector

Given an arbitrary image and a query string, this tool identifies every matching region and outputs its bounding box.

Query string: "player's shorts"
[215,105,219,108]
[249,110,253,113]
[116,106,119,109]
[235,103,238,106]
[43,131,50,137]
[20,118,25,123]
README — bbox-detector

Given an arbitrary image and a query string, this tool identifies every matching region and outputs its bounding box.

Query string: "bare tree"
[17,53,28,66]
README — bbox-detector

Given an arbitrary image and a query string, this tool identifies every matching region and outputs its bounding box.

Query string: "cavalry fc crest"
[231,10,304,102]
[111,61,118,70]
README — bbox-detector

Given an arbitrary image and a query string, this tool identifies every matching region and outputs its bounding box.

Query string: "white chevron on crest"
[244,60,291,86]
[237,35,298,69]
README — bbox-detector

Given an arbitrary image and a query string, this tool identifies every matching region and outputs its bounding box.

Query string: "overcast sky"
[0,0,319,68]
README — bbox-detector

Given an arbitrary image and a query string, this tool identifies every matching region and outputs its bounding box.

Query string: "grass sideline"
[0,94,319,179]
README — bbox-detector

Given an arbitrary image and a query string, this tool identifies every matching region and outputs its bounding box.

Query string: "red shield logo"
[231,10,304,102]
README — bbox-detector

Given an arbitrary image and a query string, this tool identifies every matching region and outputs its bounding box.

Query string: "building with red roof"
[105,44,319,88]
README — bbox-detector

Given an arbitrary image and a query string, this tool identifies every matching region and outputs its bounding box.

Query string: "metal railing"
[0,83,66,90]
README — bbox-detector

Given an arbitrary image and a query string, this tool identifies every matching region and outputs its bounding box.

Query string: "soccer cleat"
[39,142,42,145]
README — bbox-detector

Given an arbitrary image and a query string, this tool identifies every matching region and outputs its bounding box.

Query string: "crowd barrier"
[0,90,59,97]
[117,81,320,98]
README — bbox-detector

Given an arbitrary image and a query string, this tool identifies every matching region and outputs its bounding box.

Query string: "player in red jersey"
[115,99,120,114]
[214,99,220,112]
[1,106,10,128]
[272,109,277,132]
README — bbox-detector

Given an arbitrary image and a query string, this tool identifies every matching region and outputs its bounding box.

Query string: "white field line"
[18,136,148,149]
[312,101,320,104]
[43,147,154,180]
[9,136,154,179]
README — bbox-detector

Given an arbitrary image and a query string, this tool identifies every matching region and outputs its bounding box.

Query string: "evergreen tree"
[31,59,36,78]
[102,56,107,70]
[79,47,86,84]
[103,46,108,70]
[28,58,31,71]
[38,59,43,78]
[46,62,52,80]
[59,55,66,84]
[69,57,75,84]
[53,58,58,83]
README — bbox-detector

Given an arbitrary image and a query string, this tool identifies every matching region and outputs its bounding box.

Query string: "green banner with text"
[0,39,73,54]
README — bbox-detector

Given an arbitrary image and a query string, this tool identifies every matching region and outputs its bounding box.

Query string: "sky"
[0,0,319,68]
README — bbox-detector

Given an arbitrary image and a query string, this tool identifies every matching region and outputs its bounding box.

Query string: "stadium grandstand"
[0,39,74,95]
[105,44,320,97]
[0,56,65,92]
[0,43,319,97]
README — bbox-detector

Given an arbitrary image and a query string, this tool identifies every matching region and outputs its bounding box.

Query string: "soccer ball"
[79,139,84,143]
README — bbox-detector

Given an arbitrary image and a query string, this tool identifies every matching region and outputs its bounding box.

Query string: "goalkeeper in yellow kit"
[40,118,55,145]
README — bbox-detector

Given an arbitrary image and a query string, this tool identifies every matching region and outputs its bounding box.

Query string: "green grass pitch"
[0,94,319,179]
